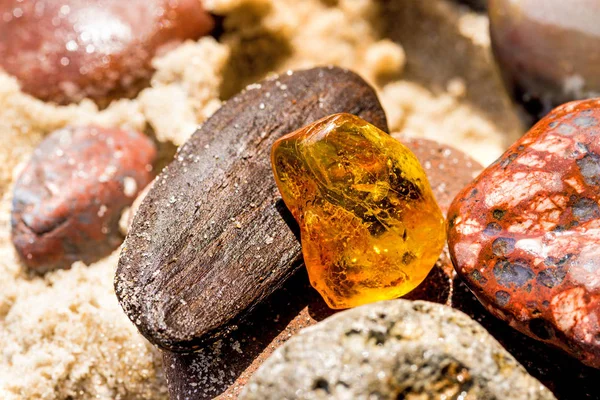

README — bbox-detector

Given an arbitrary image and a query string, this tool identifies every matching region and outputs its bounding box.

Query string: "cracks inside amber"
[271,113,446,309]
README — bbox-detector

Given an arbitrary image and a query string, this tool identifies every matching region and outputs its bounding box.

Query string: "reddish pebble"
[448,99,600,368]
[11,126,156,273]
[402,138,483,305]
[0,0,214,105]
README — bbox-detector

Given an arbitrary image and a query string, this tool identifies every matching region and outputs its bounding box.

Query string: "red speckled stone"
[448,99,600,368]
[0,0,214,105]
[11,126,156,273]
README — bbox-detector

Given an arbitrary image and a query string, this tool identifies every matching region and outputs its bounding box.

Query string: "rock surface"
[448,99,600,368]
[240,300,555,400]
[0,0,214,105]
[12,125,156,273]
[403,137,483,305]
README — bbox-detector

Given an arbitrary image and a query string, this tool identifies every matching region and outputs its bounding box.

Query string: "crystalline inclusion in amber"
[271,113,446,309]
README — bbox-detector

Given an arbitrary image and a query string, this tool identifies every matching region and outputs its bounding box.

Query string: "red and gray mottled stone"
[448,99,600,368]
[0,0,214,105]
[12,125,156,273]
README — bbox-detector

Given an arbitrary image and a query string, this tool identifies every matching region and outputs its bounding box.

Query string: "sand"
[0,0,522,398]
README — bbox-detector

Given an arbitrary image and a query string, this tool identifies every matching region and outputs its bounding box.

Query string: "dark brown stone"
[448,99,600,368]
[489,0,600,125]
[115,67,388,353]
[12,125,156,273]
[0,0,214,105]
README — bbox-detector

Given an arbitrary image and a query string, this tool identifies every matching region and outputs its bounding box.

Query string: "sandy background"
[0,0,522,398]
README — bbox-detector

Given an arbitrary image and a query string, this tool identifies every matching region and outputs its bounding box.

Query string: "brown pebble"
[11,125,156,273]
[0,0,214,105]
[401,137,482,305]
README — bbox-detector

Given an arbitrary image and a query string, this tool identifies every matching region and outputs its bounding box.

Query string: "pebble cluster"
[3,1,600,399]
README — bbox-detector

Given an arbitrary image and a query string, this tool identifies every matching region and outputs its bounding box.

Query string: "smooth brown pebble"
[0,0,214,105]
[12,125,156,273]
[401,137,483,305]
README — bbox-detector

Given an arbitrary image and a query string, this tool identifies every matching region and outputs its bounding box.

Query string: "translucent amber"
[271,114,446,309]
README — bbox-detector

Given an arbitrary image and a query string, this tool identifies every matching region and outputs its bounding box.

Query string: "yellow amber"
[271,114,446,309]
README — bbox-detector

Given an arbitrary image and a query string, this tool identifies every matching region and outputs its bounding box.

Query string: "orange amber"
[271,114,446,309]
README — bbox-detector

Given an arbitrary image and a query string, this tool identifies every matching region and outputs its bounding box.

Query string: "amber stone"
[489,0,600,125]
[0,0,214,105]
[272,114,446,309]
[448,99,600,368]
[12,125,156,273]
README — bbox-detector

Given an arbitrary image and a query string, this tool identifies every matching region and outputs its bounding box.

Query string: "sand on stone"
[240,300,555,400]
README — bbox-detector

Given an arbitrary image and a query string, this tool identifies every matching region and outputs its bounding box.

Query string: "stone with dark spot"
[500,152,518,168]
[492,209,506,220]
[537,267,567,289]
[470,270,487,285]
[496,290,510,307]
[11,125,156,273]
[576,153,600,186]
[572,197,600,222]
[0,0,214,105]
[492,237,515,256]
[493,260,534,288]
[448,99,600,368]
[484,222,502,236]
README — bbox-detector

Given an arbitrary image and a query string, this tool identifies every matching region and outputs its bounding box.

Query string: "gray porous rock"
[241,300,555,400]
